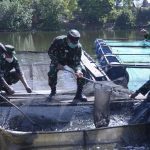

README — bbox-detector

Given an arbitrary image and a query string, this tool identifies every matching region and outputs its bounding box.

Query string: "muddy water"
[2,104,133,132]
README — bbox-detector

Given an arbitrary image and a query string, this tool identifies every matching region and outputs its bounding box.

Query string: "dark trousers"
[0,71,19,91]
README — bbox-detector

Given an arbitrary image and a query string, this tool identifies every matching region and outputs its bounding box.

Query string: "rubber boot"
[47,87,56,102]
[0,86,10,95]
[73,86,87,102]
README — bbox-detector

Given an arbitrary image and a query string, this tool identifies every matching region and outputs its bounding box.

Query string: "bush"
[0,1,32,31]
[114,9,135,29]
[136,7,150,25]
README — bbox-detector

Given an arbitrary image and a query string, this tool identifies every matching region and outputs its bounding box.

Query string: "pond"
[0,30,143,52]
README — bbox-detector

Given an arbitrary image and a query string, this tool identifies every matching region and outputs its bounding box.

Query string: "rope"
[0,94,42,129]
[63,68,96,83]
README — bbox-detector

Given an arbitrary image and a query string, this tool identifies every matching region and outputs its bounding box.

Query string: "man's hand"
[75,70,83,78]
[26,86,32,93]
[130,92,139,99]
[57,64,64,70]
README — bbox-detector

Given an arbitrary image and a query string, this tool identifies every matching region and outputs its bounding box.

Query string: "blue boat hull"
[95,39,129,87]
[144,40,150,46]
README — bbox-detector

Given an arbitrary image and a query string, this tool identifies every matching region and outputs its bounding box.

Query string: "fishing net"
[11,63,77,93]
[94,83,111,128]
[83,80,131,100]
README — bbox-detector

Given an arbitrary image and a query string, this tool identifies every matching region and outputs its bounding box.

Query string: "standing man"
[47,29,87,102]
[0,43,32,95]
[140,29,150,41]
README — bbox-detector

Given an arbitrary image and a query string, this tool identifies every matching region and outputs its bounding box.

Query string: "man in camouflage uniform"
[47,29,87,102]
[130,80,150,100]
[141,29,150,40]
[0,43,32,95]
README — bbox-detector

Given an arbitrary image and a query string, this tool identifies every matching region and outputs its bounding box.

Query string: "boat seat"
[109,62,121,66]
[100,45,112,54]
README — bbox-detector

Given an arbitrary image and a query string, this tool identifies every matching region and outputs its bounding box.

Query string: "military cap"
[67,29,80,44]
[5,45,16,55]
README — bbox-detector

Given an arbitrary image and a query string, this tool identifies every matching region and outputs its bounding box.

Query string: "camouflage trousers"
[48,63,86,89]
[0,71,19,91]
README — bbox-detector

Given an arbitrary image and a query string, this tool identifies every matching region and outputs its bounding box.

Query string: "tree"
[0,0,32,31]
[32,0,78,30]
[62,0,78,19]
[78,0,115,25]
[114,9,135,29]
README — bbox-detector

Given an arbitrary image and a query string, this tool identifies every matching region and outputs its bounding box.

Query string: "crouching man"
[0,43,32,95]
[47,29,87,102]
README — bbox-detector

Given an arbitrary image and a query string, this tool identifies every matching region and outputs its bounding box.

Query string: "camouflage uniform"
[136,80,150,99]
[144,34,150,40]
[48,35,86,92]
[0,54,22,91]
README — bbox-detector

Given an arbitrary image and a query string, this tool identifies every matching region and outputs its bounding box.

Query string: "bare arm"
[18,73,32,93]
[14,58,32,93]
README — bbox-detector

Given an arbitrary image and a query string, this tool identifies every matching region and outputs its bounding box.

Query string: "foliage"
[78,0,115,24]
[62,0,78,19]
[0,0,149,31]
[32,0,64,30]
[114,9,135,29]
[0,1,32,31]
[136,7,150,25]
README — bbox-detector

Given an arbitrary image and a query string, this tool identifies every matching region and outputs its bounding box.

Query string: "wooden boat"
[95,39,129,88]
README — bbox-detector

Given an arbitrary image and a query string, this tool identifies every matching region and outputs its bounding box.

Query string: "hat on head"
[67,29,80,44]
[140,29,148,34]
[5,45,16,55]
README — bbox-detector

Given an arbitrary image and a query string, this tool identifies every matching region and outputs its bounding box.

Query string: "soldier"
[130,80,150,100]
[0,43,32,95]
[140,29,150,41]
[47,29,87,102]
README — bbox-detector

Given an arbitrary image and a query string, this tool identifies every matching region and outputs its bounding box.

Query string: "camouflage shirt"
[144,34,150,40]
[0,54,22,79]
[137,80,150,95]
[48,35,82,72]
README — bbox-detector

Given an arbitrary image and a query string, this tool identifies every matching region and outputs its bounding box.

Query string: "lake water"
[0,30,143,52]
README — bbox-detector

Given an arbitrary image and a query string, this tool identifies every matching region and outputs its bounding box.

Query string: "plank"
[81,52,106,79]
